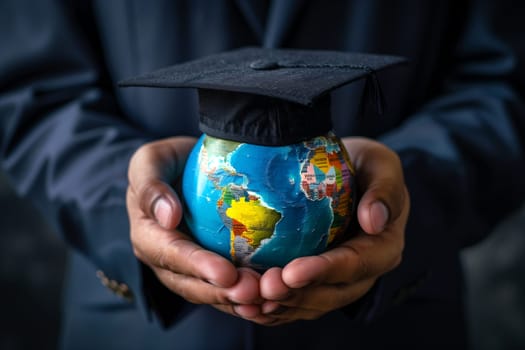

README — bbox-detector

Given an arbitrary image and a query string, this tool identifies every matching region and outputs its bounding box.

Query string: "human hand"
[127,137,268,320]
[258,137,409,325]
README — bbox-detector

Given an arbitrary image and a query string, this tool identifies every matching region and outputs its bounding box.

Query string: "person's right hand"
[126,137,272,321]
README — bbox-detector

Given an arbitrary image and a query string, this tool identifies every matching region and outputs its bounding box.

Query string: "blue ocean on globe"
[182,133,355,270]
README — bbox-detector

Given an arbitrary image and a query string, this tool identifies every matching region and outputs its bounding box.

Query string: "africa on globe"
[182,132,355,270]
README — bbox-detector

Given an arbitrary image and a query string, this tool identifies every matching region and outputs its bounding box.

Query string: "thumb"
[128,137,197,229]
[358,199,390,234]
[148,184,183,230]
[343,137,406,235]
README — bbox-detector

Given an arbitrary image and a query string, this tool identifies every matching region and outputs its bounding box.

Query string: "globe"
[182,132,356,270]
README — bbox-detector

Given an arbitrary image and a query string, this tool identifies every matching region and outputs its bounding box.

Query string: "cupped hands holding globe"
[127,135,409,326]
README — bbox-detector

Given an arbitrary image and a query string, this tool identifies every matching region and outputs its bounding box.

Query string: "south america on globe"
[182,132,355,269]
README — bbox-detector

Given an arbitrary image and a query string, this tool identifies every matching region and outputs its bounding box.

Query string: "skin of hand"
[256,137,410,326]
[127,136,408,325]
[127,137,268,320]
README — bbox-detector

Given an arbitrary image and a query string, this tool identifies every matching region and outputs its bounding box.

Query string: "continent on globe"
[217,185,282,265]
[300,137,354,243]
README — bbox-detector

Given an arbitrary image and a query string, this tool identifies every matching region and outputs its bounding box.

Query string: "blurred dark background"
[0,169,524,350]
[0,171,66,350]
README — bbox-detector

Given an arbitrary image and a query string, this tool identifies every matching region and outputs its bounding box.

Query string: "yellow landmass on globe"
[226,196,281,250]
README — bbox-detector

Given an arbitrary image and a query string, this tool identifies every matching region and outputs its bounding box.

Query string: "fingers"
[342,137,406,234]
[259,268,376,323]
[154,267,261,305]
[260,267,291,300]
[259,138,409,325]
[156,267,272,322]
[258,240,387,323]
[127,137,240,288]
[255,187,409,324]
[128,188,239,288]
[128,136,196,229]
[281,188,408,288]
[280,245,363,288]
[126,136,410,326]
[279,239,381,287]
[127,137,268,320]
[267,278,375,320]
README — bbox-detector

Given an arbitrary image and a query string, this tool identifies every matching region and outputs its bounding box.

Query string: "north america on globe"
[182,132,355,269]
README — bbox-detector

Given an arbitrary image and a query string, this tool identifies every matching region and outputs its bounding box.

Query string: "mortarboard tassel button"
[249,59,280,70]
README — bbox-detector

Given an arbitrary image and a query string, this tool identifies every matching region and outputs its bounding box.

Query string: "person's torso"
[85,0,466,139]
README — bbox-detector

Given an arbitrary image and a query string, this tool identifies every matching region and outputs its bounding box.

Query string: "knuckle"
[379,143,402,170]
[391,150,402,170]
[182,245,211,279]
[215,289,230,305]
[390,253,403,271]
[153,247,170,270]
[132,246,143,260]
[339,244,368,281]
[356,256,369,280]
[129,232,147,263]
[126,186,133,203]
[128,143,151,176]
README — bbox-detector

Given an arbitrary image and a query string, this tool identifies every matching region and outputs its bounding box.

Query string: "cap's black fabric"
[119,47,406,145]
[198,89,332,145]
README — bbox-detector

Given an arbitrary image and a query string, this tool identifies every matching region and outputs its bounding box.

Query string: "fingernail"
[233,304,261,319]
[370,201,389,233]
[153,197,172,229]
[262,303,288,315]
[232,304,241,317]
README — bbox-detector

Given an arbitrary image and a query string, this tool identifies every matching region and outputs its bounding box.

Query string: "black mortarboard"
[119,47,405,145]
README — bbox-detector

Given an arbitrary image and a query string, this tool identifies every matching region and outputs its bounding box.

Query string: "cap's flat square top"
[119,47,406,106]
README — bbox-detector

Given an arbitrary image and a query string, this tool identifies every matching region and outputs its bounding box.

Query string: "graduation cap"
[119,47,406,146]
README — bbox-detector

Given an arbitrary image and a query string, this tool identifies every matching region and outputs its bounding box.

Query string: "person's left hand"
[255,137,409,326]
